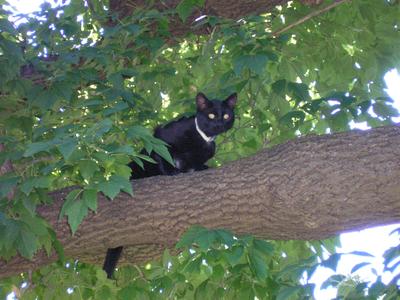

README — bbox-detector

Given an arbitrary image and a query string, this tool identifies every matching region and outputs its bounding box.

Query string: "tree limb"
[1,125,400,279]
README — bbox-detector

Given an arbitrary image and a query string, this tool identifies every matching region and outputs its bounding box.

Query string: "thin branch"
[272,0,349,37]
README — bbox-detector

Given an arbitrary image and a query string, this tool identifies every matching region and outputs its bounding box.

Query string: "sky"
[3,1,400,299]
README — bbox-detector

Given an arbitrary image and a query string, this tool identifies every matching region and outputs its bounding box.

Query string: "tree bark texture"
[1,125,400,279]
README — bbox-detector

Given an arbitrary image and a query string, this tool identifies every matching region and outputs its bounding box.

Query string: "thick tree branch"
[1,125,400,278]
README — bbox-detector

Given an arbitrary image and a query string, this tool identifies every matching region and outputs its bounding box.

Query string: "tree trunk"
[1,125,400,279]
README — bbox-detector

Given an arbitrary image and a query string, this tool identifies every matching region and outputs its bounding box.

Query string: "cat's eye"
[208,113,215,119]
[223,114,230,120]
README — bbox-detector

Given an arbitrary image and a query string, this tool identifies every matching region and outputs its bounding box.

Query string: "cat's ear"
[224,93,237,109]
[196,92,210,111]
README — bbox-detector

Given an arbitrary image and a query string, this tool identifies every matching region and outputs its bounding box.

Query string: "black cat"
[103,92,237,278]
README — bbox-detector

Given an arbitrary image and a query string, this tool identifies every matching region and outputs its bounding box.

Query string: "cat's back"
[154,115,195,143]
[161,115,193,129]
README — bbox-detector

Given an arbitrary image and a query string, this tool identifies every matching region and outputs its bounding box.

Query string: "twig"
[133,264,148,281]
[272,0,349,37]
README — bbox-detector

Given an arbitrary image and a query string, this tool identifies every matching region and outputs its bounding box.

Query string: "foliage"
[2,226,399,299]
[0,0,399,298]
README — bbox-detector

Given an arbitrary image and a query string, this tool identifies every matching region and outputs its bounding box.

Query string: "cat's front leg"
[156,154,180,175]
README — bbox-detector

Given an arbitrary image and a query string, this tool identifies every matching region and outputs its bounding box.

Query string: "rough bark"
[1,125,400,279]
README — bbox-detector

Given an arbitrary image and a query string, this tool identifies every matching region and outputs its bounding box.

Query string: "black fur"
[102,246,123,278]
[103,92,237,279]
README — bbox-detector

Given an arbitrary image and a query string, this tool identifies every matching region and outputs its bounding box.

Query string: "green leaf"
[348,250,374,257]
[0,18,17,35]
[0,175,19,198]
[176,226,208,249]
[51,80,73,102]
[98,175,133,200]
[383,246,400,272]
[373,102,399,117]
[276,286,302,300]
[22,214,48,236]
[5,116,33,136]
[321,253,341,271]
[176,0,204,22]
[330,111,349,132]
[196,229,216,251]
[103,101,129,116]
[135,154,157,165]
[280,111,306,128]
[23,141,52,157]
[211,264,225,281]
[248,248,268,280]
[242,138,258,150]
[194,279,209,300]
[118,285,139,300]
[350,262,371,273]
[224,245,244,266]
[153,142,174,167]
[87,119,113,139]
[42,234,52,256]
[17,229,38,259]
[130,157,144,170]
[253,239,274,256]
[287,82,310,102]
[0,217,19,252]
[82,189,97,212]
[113,145,135,155]
[95,286,113,300]
[66,198,89,234]
[20,176,52,195]
[31,87,60,110]
[59,189,82,220]
[215,229,235,247]
[124,24,142,35]
[78,159,99,180]
[183,256,202,273]
[233,54,269,75]
[57,138,78,160]
[321,274,346,289]
[99,181,121,200]
[127,125,153,139]
[272,79,287,95]
[321,236,341,254]
[113,164,132,179]
[236,284,254,299]
[49,229,64,262]
[162,249,172,270]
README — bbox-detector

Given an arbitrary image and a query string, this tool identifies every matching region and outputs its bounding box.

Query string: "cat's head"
[195,92,237,137]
